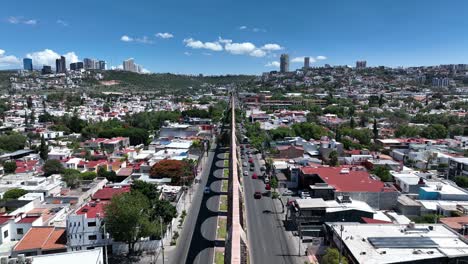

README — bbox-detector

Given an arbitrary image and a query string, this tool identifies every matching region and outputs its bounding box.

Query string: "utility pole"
[339,224,344,264]
[160,217,165,264]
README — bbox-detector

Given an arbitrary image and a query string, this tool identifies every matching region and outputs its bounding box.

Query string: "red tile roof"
[14,227,66,252]
[76,201,108,218]
[301,166,396,193]
[18,216,39,224]
[92,186,131,200]
[439,216,468,230]
[0,215,12,225]
[361,217,392,224]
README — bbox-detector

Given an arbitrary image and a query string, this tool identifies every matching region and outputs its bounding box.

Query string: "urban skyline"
[2,0,468,74]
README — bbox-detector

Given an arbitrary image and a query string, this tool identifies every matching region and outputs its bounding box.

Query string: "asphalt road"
[172,140,228,264]
[242,148,302,264]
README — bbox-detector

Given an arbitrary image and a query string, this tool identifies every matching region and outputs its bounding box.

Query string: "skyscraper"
[23,58,33,71]
[83,58,95,70]
[123,58,136,72]
[356,60,367,69]
[304,57,310,69]
[55,56,66,73]
[280,54,289,73]
[41,65,52,75]
[70,62,84,71]
[98,60,106,70]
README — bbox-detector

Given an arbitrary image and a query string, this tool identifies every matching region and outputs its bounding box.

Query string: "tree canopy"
[3,188,27,200]
[149,160,194,185]
[43,160,65,176]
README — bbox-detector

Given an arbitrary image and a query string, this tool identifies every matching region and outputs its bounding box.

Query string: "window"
[88,222,96,227]
[3,230,8,238]
[16,228,23,235]
[88,235,97,240]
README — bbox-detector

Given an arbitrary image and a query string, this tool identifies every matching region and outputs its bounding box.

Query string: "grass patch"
[223,169,229,177]
[222,180,228,192]
[224,160,229,167]
[224,153,229,159]
[215,251,224,264]
[217,218,227,240]
[219,195,228,211]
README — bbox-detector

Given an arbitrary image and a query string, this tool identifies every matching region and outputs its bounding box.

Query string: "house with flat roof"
[326,222,468,264]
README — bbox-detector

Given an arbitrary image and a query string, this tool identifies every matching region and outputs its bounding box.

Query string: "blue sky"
[1,0,468,74]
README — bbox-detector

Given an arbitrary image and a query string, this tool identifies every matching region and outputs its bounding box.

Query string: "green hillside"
[90,70,255,93]
[0,71,13,90]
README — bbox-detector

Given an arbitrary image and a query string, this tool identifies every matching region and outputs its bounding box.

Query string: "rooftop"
[14,227,66,252]
[76,201,107,218]
[91,186,130,200]
[302,166,396,193]
[329,223,468,264]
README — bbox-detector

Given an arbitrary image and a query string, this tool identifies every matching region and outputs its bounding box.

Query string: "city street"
[242,147,305,264]
[170,140,228,264]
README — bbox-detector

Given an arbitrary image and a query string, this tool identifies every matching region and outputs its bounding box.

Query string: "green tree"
[39,135,48,161]
[349,116,355,129]
[105,192,157,254]
[97,167,117,182]
[421,124,448,139]
[373,118,378,140]
[43,160,64,176]
[321,248,348,264]
[372,166,392,182]
[455,176,468,188]
[80,171,97,181]
[62,169,81,188]
[3,188,28,200]
[328,151,339,167]
[3,161,17,174]
[0,133,27,152]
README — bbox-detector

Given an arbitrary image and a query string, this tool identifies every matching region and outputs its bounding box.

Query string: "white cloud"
[202,52,212,56]
[260,43,283,51]
[141,68,151,73]
[26,49,79,68]
[121,35,133,42]
[184,52,191,56]
[225,42,256,55]
[56,19,68,26]
[135,36,152,44]
[292,56,316,63]
[121,35,152,44]
[252,27,266,33]
[183,38,223,51]
[250,49,266,57]
[0,49,21,68]
[156,32,174,39]
[7,16,37,25]
[239,26,247,30]
[265,61,280,67]
[316,55,327,60]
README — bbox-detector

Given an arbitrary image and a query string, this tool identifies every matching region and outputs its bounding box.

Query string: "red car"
[254,191,262,199]
[252,173,258,179]
[248,158,253,163]
[265,184,271,190]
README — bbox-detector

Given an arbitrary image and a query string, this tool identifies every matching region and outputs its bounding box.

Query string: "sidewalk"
[152,150,211,264]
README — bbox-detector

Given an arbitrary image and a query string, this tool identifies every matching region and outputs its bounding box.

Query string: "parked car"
[264,177,270,184]
[282,190,294,196]
[204,187,210,194]
[243,171,249,176]
[250,166,254,171]
[254,191,262,199]
[252,173,258,179]
[265,184,271,190]
[243,162,248,167]
[248,158,253,163]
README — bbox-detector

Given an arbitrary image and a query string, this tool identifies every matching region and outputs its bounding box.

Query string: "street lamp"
[339,224,344,264]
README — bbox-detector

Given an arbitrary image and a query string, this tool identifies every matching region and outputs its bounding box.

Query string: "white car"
[243,162,248,167]
[243,171,249,176]
[282,190,294,196]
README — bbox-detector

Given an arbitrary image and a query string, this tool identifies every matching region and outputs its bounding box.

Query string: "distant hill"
[0,71,14,90]
[90,70,255,92]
